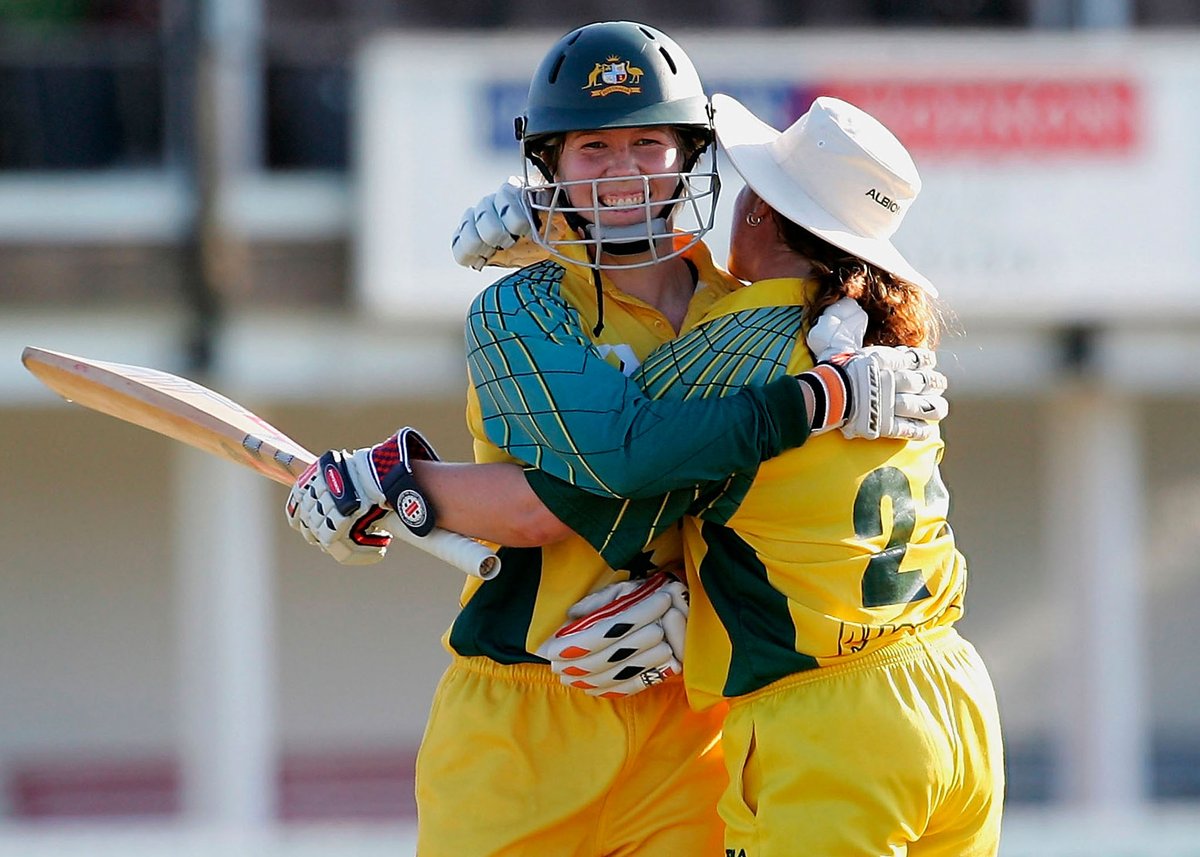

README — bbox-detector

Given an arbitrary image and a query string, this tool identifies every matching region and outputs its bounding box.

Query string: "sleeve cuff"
[761,376,812,451]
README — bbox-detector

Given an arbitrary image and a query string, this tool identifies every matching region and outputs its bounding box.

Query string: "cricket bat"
[21,346,500,580]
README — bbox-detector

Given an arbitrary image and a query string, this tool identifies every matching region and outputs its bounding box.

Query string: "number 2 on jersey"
[853,466,938,608]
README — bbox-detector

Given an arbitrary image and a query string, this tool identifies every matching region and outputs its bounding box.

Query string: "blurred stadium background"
[2,1,1200,855]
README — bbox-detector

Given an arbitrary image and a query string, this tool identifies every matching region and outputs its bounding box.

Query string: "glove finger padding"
[862,344,938,371]
[491,178,532,240]
[833,346,951,441]
[894,391,949,422]
[450,177,532,271]
[285,455,392,566]
[889,417,938,442]
[541,571,689,698]
[451,207,492,271]
[549,621,667,678]
[547,589,674,660]
[284,426,437,566]
[893,368,948,394]
[661,599,687,660]
[563,642,680,697]
[324,512,393,566]
[575,653,683,699]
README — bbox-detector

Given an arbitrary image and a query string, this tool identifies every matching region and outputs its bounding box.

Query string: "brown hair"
[774,215,942,349]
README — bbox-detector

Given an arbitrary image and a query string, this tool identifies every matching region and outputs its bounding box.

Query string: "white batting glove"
[806,297,868,361]
[798,348,948,442]
[285,427,439,565]
[539,571,689,699]
[450,177,532,271]
[804,297,949,439]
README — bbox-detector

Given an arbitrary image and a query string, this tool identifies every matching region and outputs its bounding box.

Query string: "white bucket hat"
[712,93,936,296]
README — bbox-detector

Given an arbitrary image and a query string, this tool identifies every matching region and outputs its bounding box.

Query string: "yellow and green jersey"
[446,242,812,664]
[526,278,967,709]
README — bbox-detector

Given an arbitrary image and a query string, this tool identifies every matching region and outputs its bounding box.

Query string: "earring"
[746,213,763,227]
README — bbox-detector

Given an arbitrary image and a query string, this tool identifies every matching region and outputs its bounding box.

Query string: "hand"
[539,571,689,699]
[450,177,531,271]
[285,427,439,565]
[797,347,949,441]
[806,297,868,362]
[839,346,948,441]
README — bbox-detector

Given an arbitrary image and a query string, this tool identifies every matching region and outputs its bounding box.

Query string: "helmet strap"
[530,153,555,184]
[566,212,671,258]
[590,265,605,337]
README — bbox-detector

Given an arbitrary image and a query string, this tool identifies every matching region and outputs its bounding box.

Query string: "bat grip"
[383,513,501,580]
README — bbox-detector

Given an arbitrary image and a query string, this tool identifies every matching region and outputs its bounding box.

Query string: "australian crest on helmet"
[584,55,644,97]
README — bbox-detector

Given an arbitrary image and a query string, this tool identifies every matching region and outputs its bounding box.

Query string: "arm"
[411,459,573,547]
[522,467,707,571]
[468,269,810,500]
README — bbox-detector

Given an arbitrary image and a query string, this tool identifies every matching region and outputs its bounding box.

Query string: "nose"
[601,143,641,177]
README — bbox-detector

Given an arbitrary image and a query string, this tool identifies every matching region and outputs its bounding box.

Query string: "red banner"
[818,80,1139,155]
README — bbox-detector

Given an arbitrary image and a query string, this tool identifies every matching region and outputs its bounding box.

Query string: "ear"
[743,191,772,222]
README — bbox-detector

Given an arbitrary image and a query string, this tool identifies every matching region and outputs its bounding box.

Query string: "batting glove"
[539,571,689,699]
[806,297,868,362]
[797,347,948,442]
[450,177,532,271]
[285,426,439,566]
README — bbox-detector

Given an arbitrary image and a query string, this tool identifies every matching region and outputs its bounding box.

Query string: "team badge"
[396,489,428,529]
[583,55,644,97]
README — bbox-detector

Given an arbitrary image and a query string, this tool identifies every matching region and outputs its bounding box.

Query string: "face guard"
[516,21,719,270]
[519,149,720,270]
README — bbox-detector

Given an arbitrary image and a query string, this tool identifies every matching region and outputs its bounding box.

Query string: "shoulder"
[469,259,568,315]
[702,278,811,321]
[467,259,592,342]
[474,259,566,302]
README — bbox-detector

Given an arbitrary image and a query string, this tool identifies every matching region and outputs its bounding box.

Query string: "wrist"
[345,433,438,537]
[795,364,851,434]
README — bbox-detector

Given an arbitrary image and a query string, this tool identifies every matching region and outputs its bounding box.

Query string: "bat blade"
[20,345,500,580]
[21,346,312,486]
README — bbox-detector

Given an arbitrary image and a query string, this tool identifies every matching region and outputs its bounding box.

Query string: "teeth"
[601,193,645,208]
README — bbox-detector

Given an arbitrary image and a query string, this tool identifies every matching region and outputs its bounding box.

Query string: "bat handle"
[383,513,501,580]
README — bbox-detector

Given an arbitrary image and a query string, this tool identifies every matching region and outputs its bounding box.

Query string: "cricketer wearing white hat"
[711,93,937,297]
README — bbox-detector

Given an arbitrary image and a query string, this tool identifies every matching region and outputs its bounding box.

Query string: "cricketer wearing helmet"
[418,22,777,856]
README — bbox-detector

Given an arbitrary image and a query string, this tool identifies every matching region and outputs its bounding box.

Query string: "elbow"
[597,465,664,501]
[506,501,575,547]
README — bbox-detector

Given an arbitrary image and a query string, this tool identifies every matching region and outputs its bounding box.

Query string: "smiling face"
[553,126,686,228]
